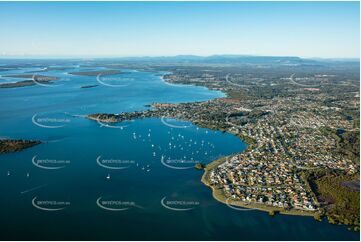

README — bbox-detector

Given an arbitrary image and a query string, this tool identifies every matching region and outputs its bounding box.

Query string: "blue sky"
[0,1,359,58]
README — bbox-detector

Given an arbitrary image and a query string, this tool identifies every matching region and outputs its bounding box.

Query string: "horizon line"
[0,54,359,61]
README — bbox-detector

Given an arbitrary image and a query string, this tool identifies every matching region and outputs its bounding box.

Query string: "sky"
[0,1,359,58]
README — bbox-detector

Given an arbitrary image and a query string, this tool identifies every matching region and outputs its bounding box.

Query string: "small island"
[0,139,41,154]
[81,84,98,89]
[0,74,60,88]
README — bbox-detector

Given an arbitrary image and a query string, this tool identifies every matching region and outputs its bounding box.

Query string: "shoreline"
[201,157,316,217]
[159,73,226,98]
[158,73,318,217]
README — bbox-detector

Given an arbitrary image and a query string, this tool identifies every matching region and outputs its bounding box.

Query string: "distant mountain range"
[0,55,359,66]
[104,55,306,64]
[92,55,360,65]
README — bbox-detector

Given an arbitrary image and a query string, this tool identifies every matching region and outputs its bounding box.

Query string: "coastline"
[201,156,316,217]
[160,73,226,98]
[158,73,318,217]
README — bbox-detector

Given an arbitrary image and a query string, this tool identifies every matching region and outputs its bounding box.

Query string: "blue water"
[0,61,358,240]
